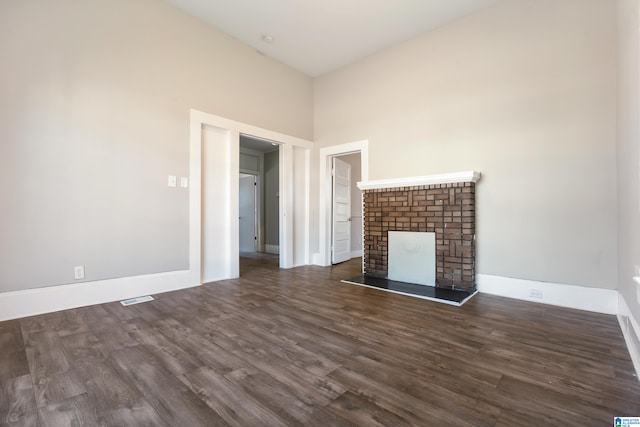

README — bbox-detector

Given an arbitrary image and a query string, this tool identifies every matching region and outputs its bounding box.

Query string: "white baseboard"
[0,270,195,321]
[312,252,321,265]
[311,252,330,267]
[264,244,280,255]
[476,274,619,315]
[310,251,360,266]
[618,294,640,380]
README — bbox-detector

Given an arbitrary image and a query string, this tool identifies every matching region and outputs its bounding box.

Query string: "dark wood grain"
[74,358,167,426]
[77,305,138,353]
[109,345,227,426]
[0,253,638,426]
[32,366,86,409]
[0,321,29,384]
[37,393,100,427]
[0,374,36,426]
[179,366,287,426]
[24,331,70,397]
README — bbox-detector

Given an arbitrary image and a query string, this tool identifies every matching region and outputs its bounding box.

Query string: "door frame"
[189,109,312,285]
[239,146,265,252]
[238,173,258,252]
[318,140,369,267]
[331,157,352,264]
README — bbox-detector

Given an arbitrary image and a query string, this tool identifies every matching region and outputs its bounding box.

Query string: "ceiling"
[240,135,280,153]
[163,0,503,77]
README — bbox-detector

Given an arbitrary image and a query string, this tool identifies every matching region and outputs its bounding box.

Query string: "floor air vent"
[120,295,154,306]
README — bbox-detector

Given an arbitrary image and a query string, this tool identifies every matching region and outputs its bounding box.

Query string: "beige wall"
[617,0,640,320]
[0,0,627,297]
[313,0,618,289]
[0,0,312,292]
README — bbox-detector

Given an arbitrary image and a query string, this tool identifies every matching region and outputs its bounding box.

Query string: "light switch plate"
[168,175,177,187]
[180,177,188,188]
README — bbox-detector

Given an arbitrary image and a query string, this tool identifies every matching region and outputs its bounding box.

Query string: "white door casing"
[317,140,369,267]
[200,124,236,283]
[190,109,312,285]
[332,157,351,264]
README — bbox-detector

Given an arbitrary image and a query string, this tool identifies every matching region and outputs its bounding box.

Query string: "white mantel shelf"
[357,171,481,191]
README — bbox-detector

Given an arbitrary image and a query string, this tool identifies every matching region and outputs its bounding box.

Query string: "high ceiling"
[163,0,503,77]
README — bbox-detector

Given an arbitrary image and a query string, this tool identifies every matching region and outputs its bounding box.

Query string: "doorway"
[189,109,311,286]
[331,153,363,264]
[238,135,281,275]
[318,140,369,267]
[239,173,257,253]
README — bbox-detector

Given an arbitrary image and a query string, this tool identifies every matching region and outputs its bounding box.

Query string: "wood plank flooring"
[1,253,639,426]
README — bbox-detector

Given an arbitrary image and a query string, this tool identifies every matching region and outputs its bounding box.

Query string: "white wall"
[0,0,312,292]
[617,0,640,326]
[313,0,618,290]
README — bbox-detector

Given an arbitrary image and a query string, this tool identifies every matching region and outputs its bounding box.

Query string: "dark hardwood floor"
[1,253,639,426]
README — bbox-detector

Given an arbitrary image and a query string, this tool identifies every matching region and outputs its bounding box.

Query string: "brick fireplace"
[358,172,480,291]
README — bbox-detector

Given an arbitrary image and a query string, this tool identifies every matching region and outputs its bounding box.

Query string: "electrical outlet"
[168,175,177,187]
[74,266,85,280]
[180,177,189,188]
[529,289,543,299]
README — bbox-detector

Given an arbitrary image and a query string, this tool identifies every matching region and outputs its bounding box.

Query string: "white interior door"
[239,174,256,252]
[332,157,351,264]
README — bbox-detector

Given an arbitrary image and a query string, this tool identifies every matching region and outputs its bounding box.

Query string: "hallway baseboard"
[265,244,280,254]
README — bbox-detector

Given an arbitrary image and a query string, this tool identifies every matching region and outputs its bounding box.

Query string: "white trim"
[618,294,640,380]
[189,109,313,283]
[0,271,193,322]
[311,252,322,265]
[318,140,369,267]
[279,143,294,268]
[477,274,619,315]
[357,170,481,191]
[191,110,312,150]
[264,244,280,255]
[303,146,311,265]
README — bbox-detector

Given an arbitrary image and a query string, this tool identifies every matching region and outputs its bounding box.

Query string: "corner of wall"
[618,292,640,380]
